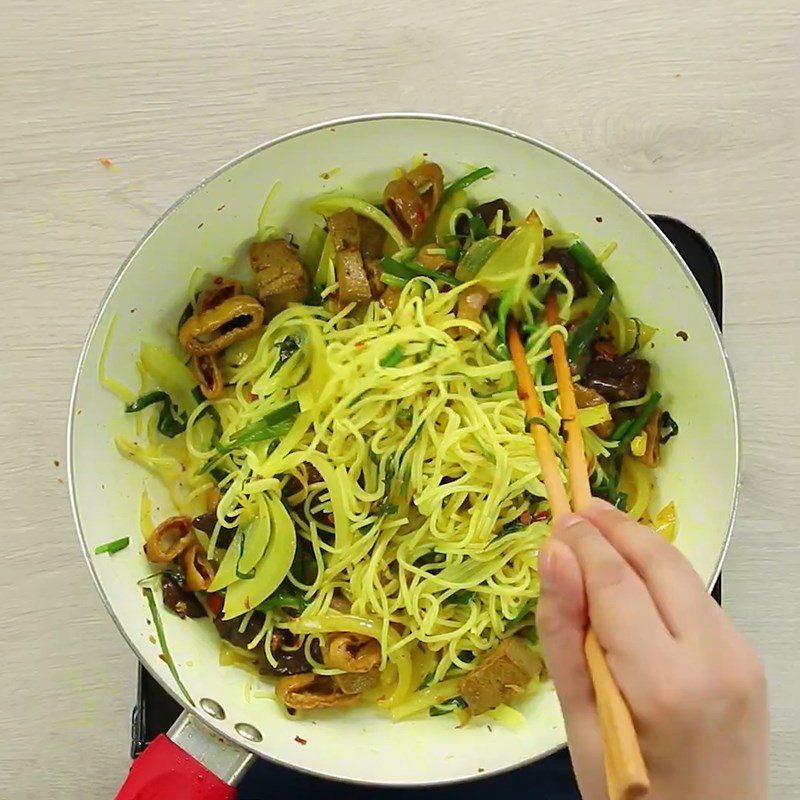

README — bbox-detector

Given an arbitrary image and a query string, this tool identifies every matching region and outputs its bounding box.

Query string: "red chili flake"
[99,157,113,169]
[533,510,549,522]
[517,389,529,401]
[594,340,617,359]
[214,276,224,285]
[676,330,689,341]
[354,341,365,349]
[519,510,533,525]
[294,736,308,746]
[326,513,335,525]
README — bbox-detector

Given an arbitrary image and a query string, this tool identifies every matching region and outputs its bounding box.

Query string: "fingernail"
[538,540,559,590]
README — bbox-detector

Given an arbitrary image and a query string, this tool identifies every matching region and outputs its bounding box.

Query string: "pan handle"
[115,711,254,800]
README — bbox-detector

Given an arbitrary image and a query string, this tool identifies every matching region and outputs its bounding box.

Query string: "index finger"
[554,514,676,669]
[580,499,726,639]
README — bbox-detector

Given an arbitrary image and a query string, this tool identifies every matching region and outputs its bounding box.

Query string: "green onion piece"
[613,392,662,451]
[380,345,405,368]
[442,166,494,202]
[380,256,461,287]
[469,215,490,241]
[212,401,299,458]
[125,391,187,438]
[94,536,130,555]
[445,589,476,606]
[444,245,462,261]
[143,586,194,706]
[569,240,614,293]
[566,287,616,363]
[429,696,468,716]
[379,273,408,288]
[418,671,435,690]
[255,585,308,614]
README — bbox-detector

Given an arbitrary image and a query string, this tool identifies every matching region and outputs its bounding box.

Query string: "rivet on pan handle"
[115,711,253,799]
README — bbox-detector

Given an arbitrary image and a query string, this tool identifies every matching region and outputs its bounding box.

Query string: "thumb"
[537,536,606,800]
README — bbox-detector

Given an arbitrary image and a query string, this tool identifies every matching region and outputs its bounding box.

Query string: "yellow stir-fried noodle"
[189,281,553,701]
[110,159,679,722]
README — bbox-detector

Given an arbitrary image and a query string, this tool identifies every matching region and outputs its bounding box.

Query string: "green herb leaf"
[94,536,130,555]
[444,245,461,261]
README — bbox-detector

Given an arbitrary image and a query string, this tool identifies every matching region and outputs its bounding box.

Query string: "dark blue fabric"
[237,746,580,800]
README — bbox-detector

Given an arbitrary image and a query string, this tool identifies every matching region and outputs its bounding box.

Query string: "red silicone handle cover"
[115,734,237,800]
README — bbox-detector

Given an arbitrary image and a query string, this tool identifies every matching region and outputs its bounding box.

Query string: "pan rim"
[67,111,741,786]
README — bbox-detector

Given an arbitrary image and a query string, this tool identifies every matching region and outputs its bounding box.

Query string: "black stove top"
[131,215,724,799]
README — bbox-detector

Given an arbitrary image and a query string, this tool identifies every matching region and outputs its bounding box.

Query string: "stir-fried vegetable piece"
[612,392,663,452]
[441,166,494,202]
[474,210,544,300]
[94,536,130,555]
[216,401,301,455]
[568,240,614,292]
[566,288,616,363]
[143,585,194,705]
[223,495,297,618]
[379,256,460,287]
[455,236,502,282]
[125,391,187,438]
[380,345,405,368]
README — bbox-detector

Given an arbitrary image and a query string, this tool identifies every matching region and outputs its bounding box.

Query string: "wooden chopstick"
[508,315,650,800]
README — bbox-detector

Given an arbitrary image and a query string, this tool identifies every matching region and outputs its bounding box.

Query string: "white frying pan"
[68,114,739,797]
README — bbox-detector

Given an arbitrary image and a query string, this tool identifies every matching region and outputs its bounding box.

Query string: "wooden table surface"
[2,1,798,797]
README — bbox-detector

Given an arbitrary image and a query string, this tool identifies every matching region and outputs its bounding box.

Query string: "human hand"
[536,499,768,800]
